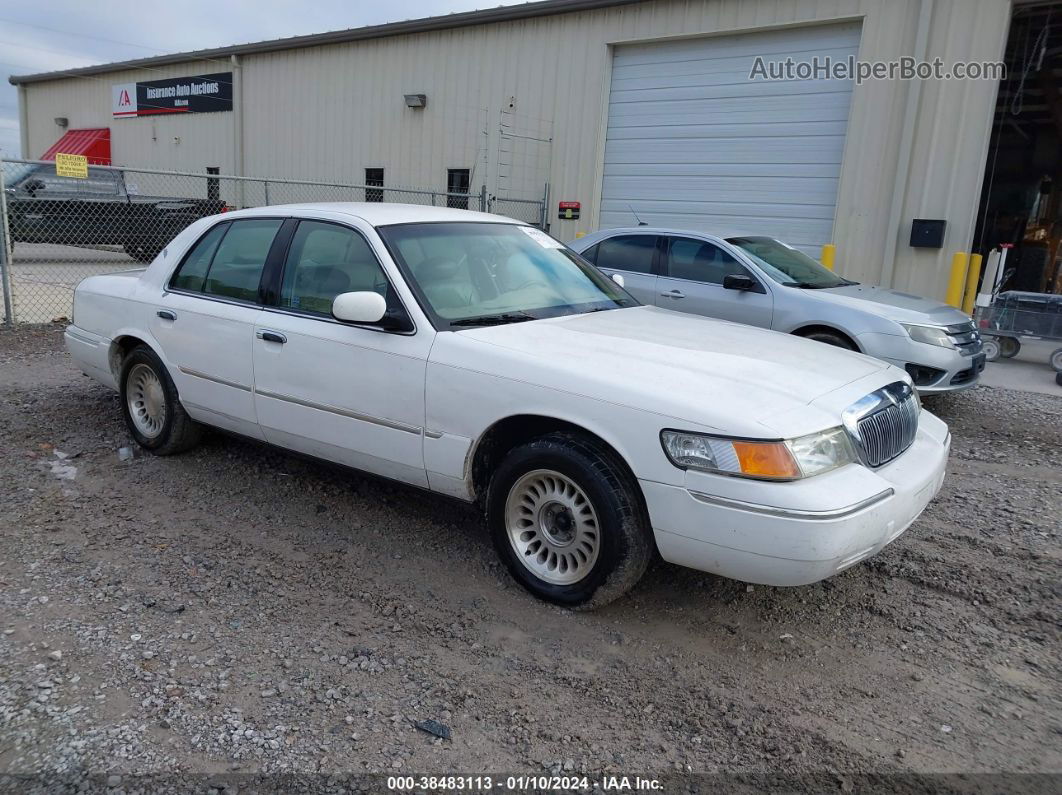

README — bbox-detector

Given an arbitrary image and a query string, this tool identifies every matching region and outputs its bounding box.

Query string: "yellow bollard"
[944,252,969,308]
[575,231,586,239]
[820,244,836,271]
[962,254,982,315]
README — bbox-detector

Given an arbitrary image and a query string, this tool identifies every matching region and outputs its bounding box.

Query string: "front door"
[657,236,774,327]
[251,218,430,487]
[152,217,285,440]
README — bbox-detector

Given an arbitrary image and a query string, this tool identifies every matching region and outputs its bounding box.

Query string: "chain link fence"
[0,158,547,325]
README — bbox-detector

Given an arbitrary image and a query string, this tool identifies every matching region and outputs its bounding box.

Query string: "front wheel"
[486,432,653,608]
[119,346,202,455]
[1049,347,1062,372]
[799,330,856,350]
[999,336,1021,359]
[983,338,1001,362]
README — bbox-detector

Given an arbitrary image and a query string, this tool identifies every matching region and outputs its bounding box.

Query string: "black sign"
[113,72,232,117]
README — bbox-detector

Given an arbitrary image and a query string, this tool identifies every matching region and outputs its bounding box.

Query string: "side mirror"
[723,274,758,292]
[611,272,626,289]
[332,291,387,324]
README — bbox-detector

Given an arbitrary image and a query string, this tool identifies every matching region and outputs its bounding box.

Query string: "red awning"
[41,128,111,165]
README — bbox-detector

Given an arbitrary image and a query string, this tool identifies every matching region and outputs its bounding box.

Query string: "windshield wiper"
[450,312,536,327]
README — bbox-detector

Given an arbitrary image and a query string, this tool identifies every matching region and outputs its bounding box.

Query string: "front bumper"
[855,331,983,394]
[642,411,950,586]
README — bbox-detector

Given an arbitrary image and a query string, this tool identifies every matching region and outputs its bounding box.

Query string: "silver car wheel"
[504,469,600,585]
[126,363,167,439]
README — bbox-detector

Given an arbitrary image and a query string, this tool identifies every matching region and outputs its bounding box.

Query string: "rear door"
[151,217,286,440]
[581,233,660,305]
[657,236,773,327]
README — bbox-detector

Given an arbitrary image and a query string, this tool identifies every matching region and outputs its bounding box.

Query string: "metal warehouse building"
[10,0,1054,301]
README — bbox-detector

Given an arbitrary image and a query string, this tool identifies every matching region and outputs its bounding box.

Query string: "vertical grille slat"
[845,382,920,468]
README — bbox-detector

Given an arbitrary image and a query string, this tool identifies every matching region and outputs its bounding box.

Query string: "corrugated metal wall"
[16,0,1011,299]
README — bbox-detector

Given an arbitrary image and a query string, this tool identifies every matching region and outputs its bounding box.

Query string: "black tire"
[999,336,1021,359]
[119,345,202,455]
[1056,371,1062,387]
[799,330,856,350]
[486,432,653,609]
[983,338,1001,362]
[1051,348,1062,373]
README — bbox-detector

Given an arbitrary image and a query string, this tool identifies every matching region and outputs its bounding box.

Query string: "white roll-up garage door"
[600,22,862,254]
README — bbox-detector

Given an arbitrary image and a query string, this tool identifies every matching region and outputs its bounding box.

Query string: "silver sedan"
[569,228,984,394]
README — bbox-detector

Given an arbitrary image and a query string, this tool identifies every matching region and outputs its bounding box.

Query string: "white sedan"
[65,204,950,607]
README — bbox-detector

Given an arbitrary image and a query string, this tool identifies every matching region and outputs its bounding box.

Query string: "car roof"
[570,226,742,247]
[220,202,521,227]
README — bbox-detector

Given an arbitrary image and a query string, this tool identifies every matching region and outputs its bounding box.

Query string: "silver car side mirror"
[611,273,626,289]
[332,291,387,324]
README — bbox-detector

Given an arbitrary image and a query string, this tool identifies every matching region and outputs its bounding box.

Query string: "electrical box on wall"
[910,219,946,248]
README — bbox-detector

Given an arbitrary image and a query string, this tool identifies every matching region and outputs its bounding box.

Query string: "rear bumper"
[64,325,117,389]
[642,412,950,586]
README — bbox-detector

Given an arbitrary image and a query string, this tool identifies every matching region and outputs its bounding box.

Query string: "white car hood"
[442,306,896,436]
[806,284,972,326]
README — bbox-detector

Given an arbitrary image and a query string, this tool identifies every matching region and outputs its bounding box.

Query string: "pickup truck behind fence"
[3,161,228,262]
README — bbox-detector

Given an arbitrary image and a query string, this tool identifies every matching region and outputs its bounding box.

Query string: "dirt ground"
[0,324,1059,794]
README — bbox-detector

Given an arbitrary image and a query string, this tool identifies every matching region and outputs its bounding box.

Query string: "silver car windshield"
[378,222,636,328]
[727,236,853,289]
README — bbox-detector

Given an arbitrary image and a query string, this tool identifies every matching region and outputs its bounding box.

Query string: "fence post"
[539,182,550,230]
[0,154,14,326]
[264,180,270,206]
[479,185,487,213]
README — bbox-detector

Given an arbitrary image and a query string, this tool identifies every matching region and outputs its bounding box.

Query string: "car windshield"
[2,162,36,186]
[726,236,853,289]
[377,222,636,328]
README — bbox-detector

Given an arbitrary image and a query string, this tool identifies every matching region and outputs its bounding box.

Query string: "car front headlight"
[660,427,856,480]
[901,323,955,349]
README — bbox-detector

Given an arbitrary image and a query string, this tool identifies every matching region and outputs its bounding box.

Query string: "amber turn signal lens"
[731,441,801,479]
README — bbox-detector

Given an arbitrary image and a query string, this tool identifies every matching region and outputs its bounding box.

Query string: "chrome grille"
[842,382,920,468]
[945,321,982,357]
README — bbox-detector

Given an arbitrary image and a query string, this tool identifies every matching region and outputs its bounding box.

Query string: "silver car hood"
[808,284,971,326]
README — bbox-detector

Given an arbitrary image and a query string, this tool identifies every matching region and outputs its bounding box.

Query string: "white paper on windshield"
[519,226,564,249]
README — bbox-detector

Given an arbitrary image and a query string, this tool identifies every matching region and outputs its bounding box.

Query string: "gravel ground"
[0,325,1059,793]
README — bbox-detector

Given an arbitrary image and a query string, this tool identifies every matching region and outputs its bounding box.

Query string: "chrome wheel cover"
[126,363,167,439]
[504,469,600,586]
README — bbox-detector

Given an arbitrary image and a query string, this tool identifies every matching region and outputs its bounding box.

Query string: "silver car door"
[581,233,660,306]
[657,236,774,327]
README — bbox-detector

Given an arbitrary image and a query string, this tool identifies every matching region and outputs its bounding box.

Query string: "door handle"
[256,329,287,344]
[156,309,177,321]
[661,290,685,299]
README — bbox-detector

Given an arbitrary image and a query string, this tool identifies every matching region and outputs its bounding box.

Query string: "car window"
[202,219,282,302]
[279,221,390,316]
[579,243,600,265]
[378,222,634,327]
[593,235,658,275]
[666,237,747,284]
[170,222,229,292]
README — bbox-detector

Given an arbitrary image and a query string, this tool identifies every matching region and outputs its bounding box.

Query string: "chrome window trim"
[688,488,894,520]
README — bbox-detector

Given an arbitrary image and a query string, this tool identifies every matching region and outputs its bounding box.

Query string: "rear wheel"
[119,346,202,455]
[799,329,856,350]
[486,432,652,608]
[1049,347,1062,372]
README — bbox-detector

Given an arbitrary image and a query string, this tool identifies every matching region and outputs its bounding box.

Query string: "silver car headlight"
[900,323,955,349]
[660,427,856,481]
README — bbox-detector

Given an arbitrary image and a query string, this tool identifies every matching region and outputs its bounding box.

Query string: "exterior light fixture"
[404,94,427,109]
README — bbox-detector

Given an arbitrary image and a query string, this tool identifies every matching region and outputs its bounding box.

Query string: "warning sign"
[558,201,580,220]
[55,153,89,179]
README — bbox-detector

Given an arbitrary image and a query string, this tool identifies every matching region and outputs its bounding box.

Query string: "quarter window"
[593,235,658,275]
[170,222,228,292]
[279,221,390,316]
[666,237,746,284]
